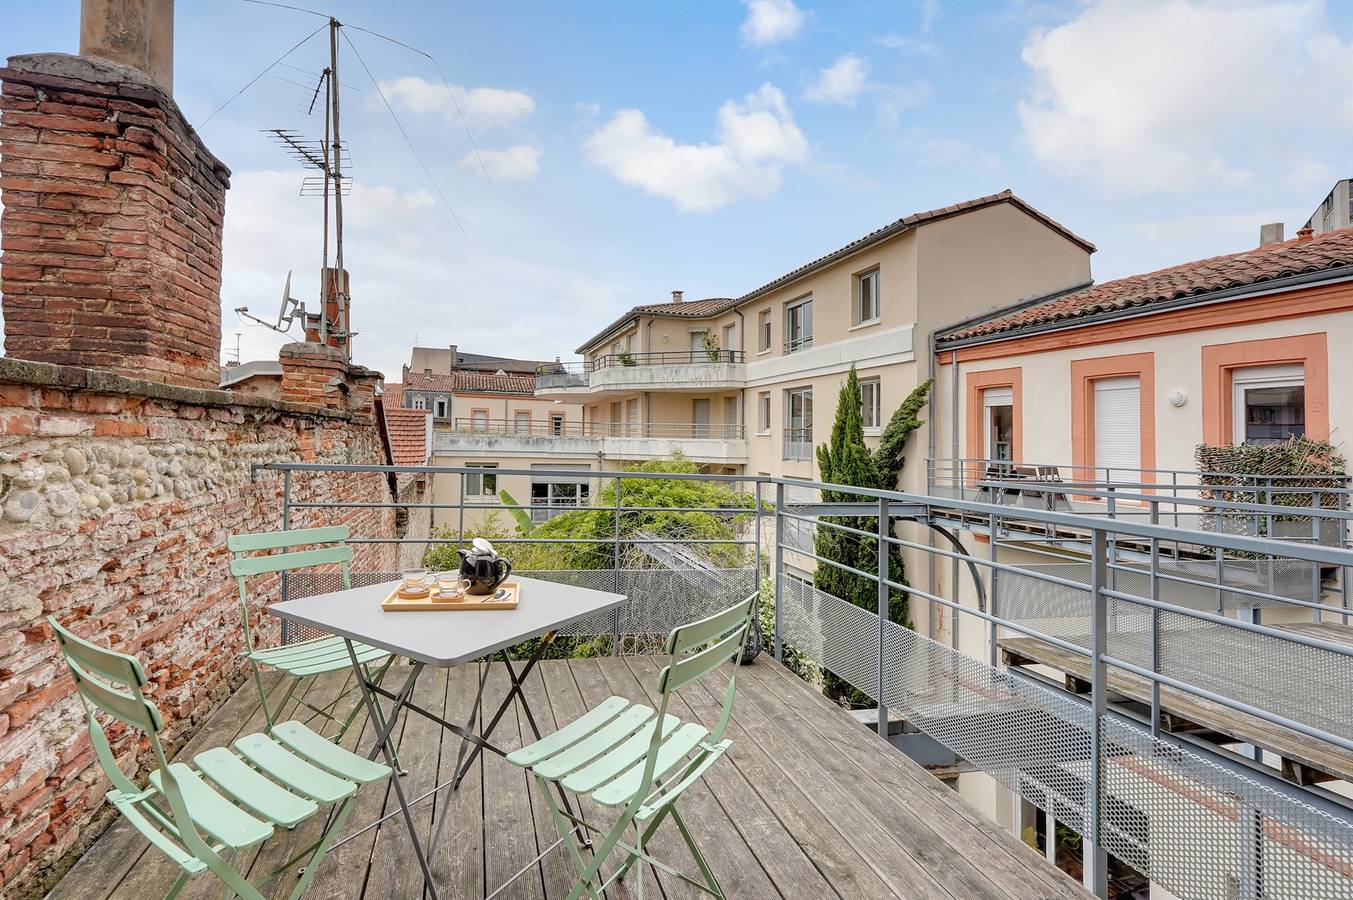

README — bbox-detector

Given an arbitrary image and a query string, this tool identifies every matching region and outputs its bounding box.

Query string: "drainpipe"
[734,308,746,435]
[949,347,960,649]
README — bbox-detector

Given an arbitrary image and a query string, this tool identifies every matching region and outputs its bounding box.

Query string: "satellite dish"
[236,270,306,334]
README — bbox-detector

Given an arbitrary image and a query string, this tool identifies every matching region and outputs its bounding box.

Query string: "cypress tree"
[812,367,931,704]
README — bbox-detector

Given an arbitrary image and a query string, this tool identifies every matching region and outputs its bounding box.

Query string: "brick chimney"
[0,0,231,390]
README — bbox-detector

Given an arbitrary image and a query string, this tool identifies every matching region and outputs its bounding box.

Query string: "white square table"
[267,575,626,900]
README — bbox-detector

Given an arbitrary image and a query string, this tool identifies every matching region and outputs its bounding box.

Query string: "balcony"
[436,418,748,464]
[535,351,746,400]
[783,426,813,461]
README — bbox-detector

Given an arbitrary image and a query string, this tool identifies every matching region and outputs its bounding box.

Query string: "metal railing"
[447,418,745,440]
[535,349,744,378]
[251,462,1353,900]
[783,334,813,353]
[783,427,813,460]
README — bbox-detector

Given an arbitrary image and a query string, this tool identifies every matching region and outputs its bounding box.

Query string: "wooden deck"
[52,655,1087,900]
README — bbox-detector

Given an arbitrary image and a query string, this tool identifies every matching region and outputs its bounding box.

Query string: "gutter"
[935,267,1353,352]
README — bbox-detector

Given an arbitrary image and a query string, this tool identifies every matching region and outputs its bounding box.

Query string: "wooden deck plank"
[593,656,781,900]
[626,654,832,900]
[362,663,450,900]
[736,658,1089,900]
[430,662,488,899]
[999,634,1353,781]
[481,660,547,900]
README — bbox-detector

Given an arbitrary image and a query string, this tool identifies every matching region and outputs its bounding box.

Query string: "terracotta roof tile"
[380,405,430,466]
[576,298,739,353]
[405,369,536,395]
[939,227,1353,343]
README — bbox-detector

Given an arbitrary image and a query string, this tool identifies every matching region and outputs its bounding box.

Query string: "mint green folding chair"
[50,616,391,900]
[507,595,756,900]
[228,525,400,767]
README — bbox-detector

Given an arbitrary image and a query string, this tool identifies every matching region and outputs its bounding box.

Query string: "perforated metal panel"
[778,573,1353,900]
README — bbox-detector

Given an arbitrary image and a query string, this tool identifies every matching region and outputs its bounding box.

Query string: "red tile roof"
[736,189,1095,304]
[377,396,430,466]
[940,227,1353,343]
[380,381,405,406]
[405,369,537,395]
[575,190,1092,353]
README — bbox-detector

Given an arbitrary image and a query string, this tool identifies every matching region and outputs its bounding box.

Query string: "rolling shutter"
[1094,376,1140,480]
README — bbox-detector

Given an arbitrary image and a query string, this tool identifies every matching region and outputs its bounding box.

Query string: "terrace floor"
[52,655,1087,900]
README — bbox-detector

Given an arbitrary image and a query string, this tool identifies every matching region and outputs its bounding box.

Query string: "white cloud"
[875,80,933,129]
[461,145,541,182]
[1017,0,1353,195]
[220,169,628,378]
[805,54,868,105]
[918,0,940,32]
[877,33,939,55]
[584,84,809,212]
[904,127,1002,176]
[376,76,535,129]
[740,0,806,46]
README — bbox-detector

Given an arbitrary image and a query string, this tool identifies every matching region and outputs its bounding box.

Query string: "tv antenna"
[235,16,354,351]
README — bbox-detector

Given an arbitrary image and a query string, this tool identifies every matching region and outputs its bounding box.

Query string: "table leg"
[344,640,440,900]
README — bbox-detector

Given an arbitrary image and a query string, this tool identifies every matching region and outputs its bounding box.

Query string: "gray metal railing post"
[612,475,623,651]
[1172,470,1179,527]
[753,480,763,583]
[457,473,466,549]
[281,469,292,645]
[1085,527,1109,899]
[988,511,999,668]
[774,481,785,662]
[1341,491,1350,625]
[1149,500,1161,737]
[1313,490,1324,623]
[877,497,889,739]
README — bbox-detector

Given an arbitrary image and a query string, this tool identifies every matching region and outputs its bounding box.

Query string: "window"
[610,401,623,436]
[982,387,1013,462]
[784,387,813,459]
[690,330,709,362]
[724,396,738,435]
[1233,365,1304,444]
[514,411,531,434]
[411,396,427,410]
[433,397,449,419]
[785,296,812,353]
[692,398,710,438]
[530,465,591,522]
[855,269,880,325]
[722,322,737,356]
[1093,376,1141,480]
[758,392,771,432]
[626,398,640,434]
[471,408,488,431]
[464,463,497,499]
[758,310,772,352]
[550,413,565,436]
[860,377,881,429]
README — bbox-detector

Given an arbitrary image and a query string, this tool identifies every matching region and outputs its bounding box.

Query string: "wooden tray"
[381,581,520,612]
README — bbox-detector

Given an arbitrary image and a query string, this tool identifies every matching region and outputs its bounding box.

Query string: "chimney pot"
[1259,223,1284,247]
[1297,226,1315,242]
[80,0,174,91]
[672,290,683,303]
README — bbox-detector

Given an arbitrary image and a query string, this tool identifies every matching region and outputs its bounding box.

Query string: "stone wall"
[0,359,397,897]
[0,53,230,389]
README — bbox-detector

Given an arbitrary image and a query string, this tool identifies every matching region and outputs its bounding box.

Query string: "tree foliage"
[813,368,931,703]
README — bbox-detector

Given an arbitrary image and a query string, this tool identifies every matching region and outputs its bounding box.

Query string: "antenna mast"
[328,16,348,352]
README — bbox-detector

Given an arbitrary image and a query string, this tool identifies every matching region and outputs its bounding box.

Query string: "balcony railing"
[257,461,1353,900]
[449,417,745,440]
[783,334,813,354]
[535,351,745,390]
[783,426,813,460]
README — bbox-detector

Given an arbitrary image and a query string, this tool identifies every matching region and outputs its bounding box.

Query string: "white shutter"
[1094,376,1140,480]
[983,386,1013,408]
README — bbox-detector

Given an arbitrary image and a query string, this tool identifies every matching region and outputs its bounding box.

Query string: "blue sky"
[5,1,1353,379]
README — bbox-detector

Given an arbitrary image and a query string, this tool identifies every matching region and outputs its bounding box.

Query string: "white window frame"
[529,464,592,523]
[411,396,427,410]
[758,391,771,433]
[784,386,813,460]
[550,413,565,436]
[1232,364,1305,444]
[854,268,880,326]
[784,295,813,353]
[433,397,449,419]
[982,386,1014,463]
[464,463,498,500]
[860,377,882,430]
[513,411,532,434]
[758,310,772,353]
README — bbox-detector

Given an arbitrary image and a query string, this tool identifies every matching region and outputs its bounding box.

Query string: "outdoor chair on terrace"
[508,594,757,900]
[228,525,401,768]
[50,616,391,900]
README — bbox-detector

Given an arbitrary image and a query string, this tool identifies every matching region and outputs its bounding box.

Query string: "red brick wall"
[0,359,397,897]
[0,54,230,389]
